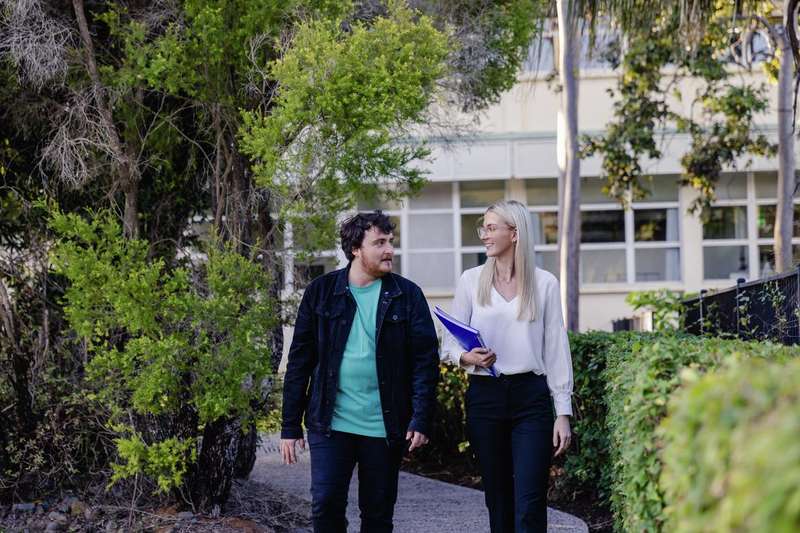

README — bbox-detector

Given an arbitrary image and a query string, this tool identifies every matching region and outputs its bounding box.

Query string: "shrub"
[557,331,647,504]
[603,336,797,532]
[49,210,277,510]
[411,363,473,469]
[660,357,800,532]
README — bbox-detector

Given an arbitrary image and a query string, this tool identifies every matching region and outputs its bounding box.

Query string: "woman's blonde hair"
[476,200,538,321]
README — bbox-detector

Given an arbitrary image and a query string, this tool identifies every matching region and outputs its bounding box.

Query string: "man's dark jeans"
[308,430,405,533]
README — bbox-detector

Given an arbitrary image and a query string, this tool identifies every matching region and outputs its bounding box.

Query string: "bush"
[410,363,473,469]
[603,336,797,532]
[49,210,277,510]
[660,357,800,532]
[556,331,647,504]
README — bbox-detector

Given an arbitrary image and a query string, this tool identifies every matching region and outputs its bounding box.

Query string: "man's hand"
[405,430,429,453]
[281,438,306,464]
[460,347,496,369]
[553,415,572,457]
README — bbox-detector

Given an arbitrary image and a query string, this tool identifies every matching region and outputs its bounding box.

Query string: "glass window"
[388,215,401,247]
[581,210,625,243]
[462,252,487,272]
[407,252,454,288]
[522,37,555,73]
[526,178,559,206]
[408,214,453,249]
[754,171,777,199]
[635,248,681,282]
[580,249,626,283]
[532,211,559,245]
[535,250,559,278]
[634,208,679,241]
[409,182,451,209]
[757,205,800,239]
[460,180,505,208]
[294,257,339,288]
[714,173,747,200]
[461,214,484,246]
[391,254,402,275]
[703,246,749,280]
[581,177,615,204]
[638,174,679,202]
[703,206,747,240]
[757,244,800,277]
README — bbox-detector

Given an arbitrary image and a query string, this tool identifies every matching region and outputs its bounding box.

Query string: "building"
[281,34,798,365]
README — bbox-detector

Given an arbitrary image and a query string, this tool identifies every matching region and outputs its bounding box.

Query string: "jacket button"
[392,314,398,320]
[383,409,390,414]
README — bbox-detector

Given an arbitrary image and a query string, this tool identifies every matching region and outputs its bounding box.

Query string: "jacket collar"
[333,263,403,298]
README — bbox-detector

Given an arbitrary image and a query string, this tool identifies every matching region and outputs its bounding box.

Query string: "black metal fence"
[682,267,800,345]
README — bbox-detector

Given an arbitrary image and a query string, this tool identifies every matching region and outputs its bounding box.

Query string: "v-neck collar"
[492,285,518,304]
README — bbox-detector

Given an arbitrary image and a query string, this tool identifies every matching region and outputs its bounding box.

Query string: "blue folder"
[434,306,498,377]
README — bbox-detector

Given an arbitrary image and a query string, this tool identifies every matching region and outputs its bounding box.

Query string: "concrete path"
[251,435,588,533]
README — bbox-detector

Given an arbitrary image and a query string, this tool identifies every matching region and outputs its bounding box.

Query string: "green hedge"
[557,331,647,504]
[603,336,797,532]
[423,332,799,532]
[660,357,800,532]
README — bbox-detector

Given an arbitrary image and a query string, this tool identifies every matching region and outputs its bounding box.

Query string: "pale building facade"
[280,40,798,368]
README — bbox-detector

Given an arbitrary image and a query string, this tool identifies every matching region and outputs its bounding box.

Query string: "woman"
[441,200,573,533]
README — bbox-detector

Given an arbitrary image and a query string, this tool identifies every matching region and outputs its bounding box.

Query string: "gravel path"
[251,435,588,533]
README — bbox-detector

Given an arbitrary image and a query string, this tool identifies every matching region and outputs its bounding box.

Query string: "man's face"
[352,226,395,277]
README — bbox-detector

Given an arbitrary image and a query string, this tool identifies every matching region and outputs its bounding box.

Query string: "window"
[581,210,625,243]
[460,180,505,208]
[702,173,749,280]
[704,206,747,239]
[294,256,339,288]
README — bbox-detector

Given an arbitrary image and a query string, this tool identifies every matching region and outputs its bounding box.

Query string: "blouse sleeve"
[440,271,476,372]
[542,278,574,416]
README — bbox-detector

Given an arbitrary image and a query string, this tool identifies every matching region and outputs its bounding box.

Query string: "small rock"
[12,503,36,513]
[48,511,68,523]
[84,506,96,521]
[69,500,88,517]
[45,522,64,532]
[177,511,194,520]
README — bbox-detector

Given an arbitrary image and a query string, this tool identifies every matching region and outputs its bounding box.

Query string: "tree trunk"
[72,0,140,239]
[775,7,796,273]
[556,0,581,331]
[193,416,241,514]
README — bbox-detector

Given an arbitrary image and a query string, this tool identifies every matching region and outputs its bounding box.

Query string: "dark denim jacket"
[281,266,439,441]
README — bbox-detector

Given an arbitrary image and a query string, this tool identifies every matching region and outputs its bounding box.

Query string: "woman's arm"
[542,279,574,417]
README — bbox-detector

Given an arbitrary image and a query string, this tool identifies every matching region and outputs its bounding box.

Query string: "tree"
[555,0,581,331]
[1,0,543,508]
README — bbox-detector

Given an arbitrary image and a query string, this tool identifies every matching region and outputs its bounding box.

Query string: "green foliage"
[625,290,686,332]
[239,1,449,250]
[603,336,797,532]
[581,18,776,215]
[49,209,277,493]
[112,434,196,494]
[411,363,473,466]
[556,331,648,505]
[660,357,800,532]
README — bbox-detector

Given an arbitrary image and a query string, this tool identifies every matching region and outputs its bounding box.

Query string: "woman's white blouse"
[440,265,574,416]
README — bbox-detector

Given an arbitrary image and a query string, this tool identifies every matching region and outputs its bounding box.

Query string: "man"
[281,211,439,533]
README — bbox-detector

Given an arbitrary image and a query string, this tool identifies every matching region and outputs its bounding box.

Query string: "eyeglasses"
[476,224,514,239]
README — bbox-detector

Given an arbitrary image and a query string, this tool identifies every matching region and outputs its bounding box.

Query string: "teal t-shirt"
[331,280,386,437]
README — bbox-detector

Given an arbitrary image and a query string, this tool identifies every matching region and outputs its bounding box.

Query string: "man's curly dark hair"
[340,211,395,262]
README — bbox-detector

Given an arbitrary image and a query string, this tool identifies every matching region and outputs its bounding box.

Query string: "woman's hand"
[460,347,496,369]
[553,415,572,457]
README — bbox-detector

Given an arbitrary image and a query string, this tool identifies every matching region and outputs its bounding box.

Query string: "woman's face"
[480,211,516,258]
